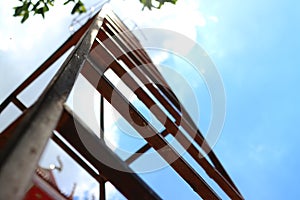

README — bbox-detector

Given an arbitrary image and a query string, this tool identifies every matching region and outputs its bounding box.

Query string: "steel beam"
[82,60,221,200]
[0,13,96,114]
[0,6,243,199]
[102,13,241,194]
[0,11,104,200]
[87,45,243,199]
[56,106,161,200]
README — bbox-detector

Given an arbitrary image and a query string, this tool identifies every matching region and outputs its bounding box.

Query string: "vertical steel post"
[0,12,104,200]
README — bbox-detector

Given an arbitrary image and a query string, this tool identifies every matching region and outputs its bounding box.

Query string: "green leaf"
[140,0,153,10]
[13,0,176,23]
[21,11,29,23]
[31,1,40,11]
[47,0,54,6]
[43,4,49,12]
[78,1,86,13]
[13,6,23,16]
[71,2,80,14]
[165,0,177,3]
[23,1,31,10]
[141,0,177,10]
[35,7,45,18]
[64,0,74,5]
[71,1,86,14]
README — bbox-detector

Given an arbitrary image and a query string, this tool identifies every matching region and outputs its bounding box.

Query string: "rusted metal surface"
[51,132,103,183]
[82,60,221,200]
[0,14,97,114]
[86,42,242,198]
[125,129,168,164]
[56,107,161,200]
[89,26,242,198]
[104,13,177,94]
[0,109,27,150]
[99,178,106,200]
[96,27,181,122]
[101,12,242,196]
[0,12,104,200]
[100,96,104,139]
[0,5,244,200]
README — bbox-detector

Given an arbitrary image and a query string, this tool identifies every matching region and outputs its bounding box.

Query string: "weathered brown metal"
[100,96,105,139]
[56,106,161,200]
[101,22,174,95]
[102,12,241,194]
[82,60,221,200]
[11,97,27,112]
[0,5,244,200]
[86,46,243,199]
[96,27,181,121]
[51,132,102,182]
[99,178,106,200]
[125,129,168,164]
[0,12,104,200]
[89,15,242,198]
[104,13,180,101]
[0,14,96,114]
[0,109,27,150]
[94,19,241,195]
[104,14,168,81]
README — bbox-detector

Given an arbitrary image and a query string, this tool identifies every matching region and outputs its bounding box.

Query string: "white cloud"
[1,1,218,198]
[0,0,76,104]
[110,0,205,41]
[0,1,74,53]
[208,16,219,23]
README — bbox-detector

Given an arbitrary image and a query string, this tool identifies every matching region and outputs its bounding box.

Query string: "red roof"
[24,166,75,200]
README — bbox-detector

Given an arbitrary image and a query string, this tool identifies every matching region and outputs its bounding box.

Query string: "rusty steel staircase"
[0,5,244,200]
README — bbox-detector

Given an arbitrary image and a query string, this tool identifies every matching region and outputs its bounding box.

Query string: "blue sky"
[1,0,300,199]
